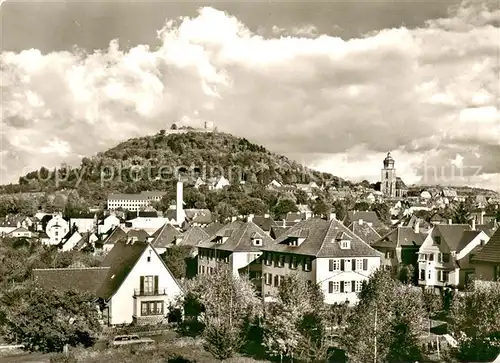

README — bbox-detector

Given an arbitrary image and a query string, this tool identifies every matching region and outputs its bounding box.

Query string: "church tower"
[381,152,397,198]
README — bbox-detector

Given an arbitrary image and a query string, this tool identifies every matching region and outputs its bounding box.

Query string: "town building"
[69,213,97,233]
[107,191,165,211]
[45,214,70,246]
[197,220,273,287]
[380,152,407,198]
[417,222,490,290]
[33,239,182,326]
[261,215,382,305]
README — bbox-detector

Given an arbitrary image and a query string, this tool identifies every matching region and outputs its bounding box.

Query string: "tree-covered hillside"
[2,131,342,205]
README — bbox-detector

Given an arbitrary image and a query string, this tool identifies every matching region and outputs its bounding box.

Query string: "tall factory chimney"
[176,181,185,226]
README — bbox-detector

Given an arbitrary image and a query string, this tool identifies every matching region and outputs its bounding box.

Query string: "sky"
[1,0,499,191]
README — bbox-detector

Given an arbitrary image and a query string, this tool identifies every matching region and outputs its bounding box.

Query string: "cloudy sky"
[1,0,499,190]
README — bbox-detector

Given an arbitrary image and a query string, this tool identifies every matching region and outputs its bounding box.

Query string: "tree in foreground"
[448,282,500,362]
[180,268,261,360]
[0,282,102,352]
[262,274,331,362]
[344,270,426,363]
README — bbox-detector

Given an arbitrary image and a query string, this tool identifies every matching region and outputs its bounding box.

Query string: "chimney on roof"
[414,219,420,234]
[248,214,254,222]
[176,181,185,226]
[358,218,363,225]
[471,219,476,230]
[329,213,336,221]
[282,219,286,228]
[448,219,453,225]
[480,211,485,225]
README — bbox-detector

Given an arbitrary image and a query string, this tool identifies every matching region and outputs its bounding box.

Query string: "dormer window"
[339,240,351,249]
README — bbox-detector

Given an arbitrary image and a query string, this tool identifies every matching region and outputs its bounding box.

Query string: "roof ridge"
[33,267,110,271]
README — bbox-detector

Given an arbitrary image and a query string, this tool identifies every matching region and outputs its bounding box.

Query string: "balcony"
[133,288,169,297]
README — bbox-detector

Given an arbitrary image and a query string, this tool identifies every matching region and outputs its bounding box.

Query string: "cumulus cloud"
[1,1,499,190]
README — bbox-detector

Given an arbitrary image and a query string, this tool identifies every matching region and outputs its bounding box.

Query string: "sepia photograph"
[0,0,499,362]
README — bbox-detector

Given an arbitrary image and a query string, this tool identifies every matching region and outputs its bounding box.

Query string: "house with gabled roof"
[261,215,382,305]
[150,224,183,254]
[9,227,34,239]
[197,221,273,285]
[247,214,278,236]
[98,214,121,235]
[373,221,428,274]
[348,219,381,246]
[471,227,500,282]
[178,225,209,249]
[34,240,182,326]
[417,222,490,290]
[102,226,128,252]
[344,210,385,230]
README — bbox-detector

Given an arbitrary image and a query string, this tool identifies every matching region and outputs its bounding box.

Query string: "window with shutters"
[263,273,271,285]
[354,259,363,270]
[139,275,158,296]
[265,252,272,266]
[355,281,363,292]
[332,281,340,293]
[420,269,425,280]
[304,258,311,271]
[277,255,284,268]
[340,281,345,293]
[329,259,340,271]
[274,275,279,287]
[290,256,298,269]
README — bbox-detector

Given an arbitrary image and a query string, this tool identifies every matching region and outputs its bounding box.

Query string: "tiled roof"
[270,226,289,239]
[262,218,382,258]
[198,221,273,252]
[471,227,500,264]
[251,216,278,232]
[204,222,224,236]
[97,240,149,300]
[476,221,499,238]
[103,227,127,245]
[127,229,150,242]
[345,211,383,228]
[285,212,306,223]
[395,177,407,189]
[10,227,30,234]
[373,226,426,248]
[178,225,209,247]
[456,231,482,254]
[33,267,110,294]
[349,222,381,245]
[151,224,183,248]
[69,213,96,219]
[185,209,213,224]
[435,224,471,251]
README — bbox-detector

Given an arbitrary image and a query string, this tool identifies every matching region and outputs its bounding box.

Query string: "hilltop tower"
[381,152,397,198]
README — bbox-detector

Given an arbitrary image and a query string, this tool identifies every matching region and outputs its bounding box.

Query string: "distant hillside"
[1,131,343,202]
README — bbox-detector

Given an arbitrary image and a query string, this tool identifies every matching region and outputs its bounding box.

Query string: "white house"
[126,216,168,233]
[98,214,121,235]
[417,222,490,290]
[98,240,183,325]
[70,214,97,233]
[213,176,230,190]
[9,227,33,239]
[45,214,70,246]
[261,216,382,305]
[33,240,183,326]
